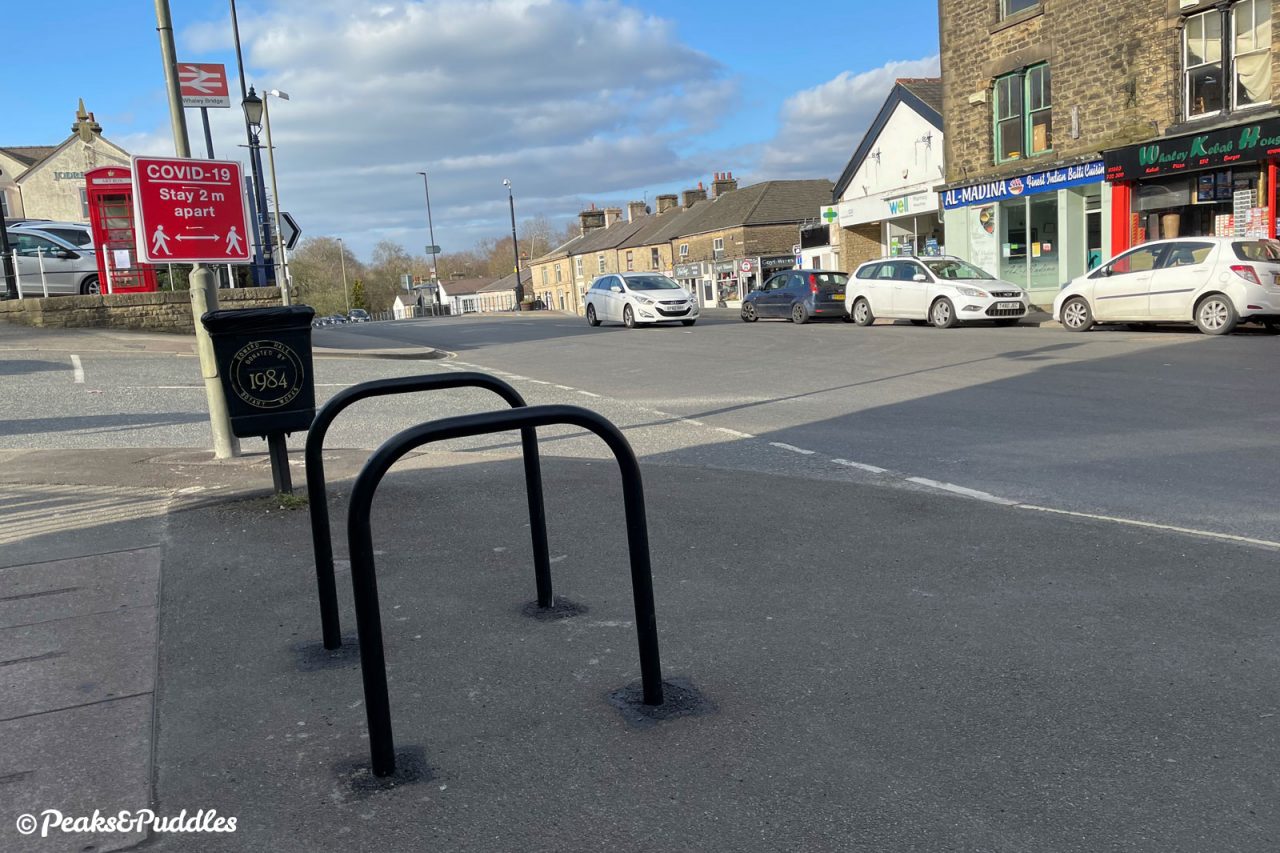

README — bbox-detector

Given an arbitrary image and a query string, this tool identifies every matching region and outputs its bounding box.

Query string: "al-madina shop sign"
[1104,116,1280,181]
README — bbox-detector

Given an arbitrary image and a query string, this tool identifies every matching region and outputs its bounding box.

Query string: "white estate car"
[584,272,698,328]
[845,256,1028,328]
[1053,237,1280,335]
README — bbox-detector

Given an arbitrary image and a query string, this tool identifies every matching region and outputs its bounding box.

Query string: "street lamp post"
[416,171,441,310]
[337,237,350,315]
[262,89,292,304]
[240,87,276,291]
[503,178,523,305]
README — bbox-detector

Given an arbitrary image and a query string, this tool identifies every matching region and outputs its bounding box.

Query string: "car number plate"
[998,302,1023,310]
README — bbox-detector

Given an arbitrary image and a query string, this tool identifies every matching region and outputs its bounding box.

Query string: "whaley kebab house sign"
[1104,117,1280,180]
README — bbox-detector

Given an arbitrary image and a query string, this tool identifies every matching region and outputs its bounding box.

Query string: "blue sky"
[6,0,940,259]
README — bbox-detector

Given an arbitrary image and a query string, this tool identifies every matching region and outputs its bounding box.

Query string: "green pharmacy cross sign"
[822,207,838,223]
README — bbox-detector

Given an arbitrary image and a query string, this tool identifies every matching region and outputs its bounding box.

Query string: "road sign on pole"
[424,245,441,255]
[279,211,301,250]
[178,63,232,108]
[132,156,253,265]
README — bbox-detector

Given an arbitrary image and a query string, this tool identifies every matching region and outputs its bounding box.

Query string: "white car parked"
[845,256,1028,328]
[1053,237,1280,335]
[4,229,100,295]
[584,272,699,328]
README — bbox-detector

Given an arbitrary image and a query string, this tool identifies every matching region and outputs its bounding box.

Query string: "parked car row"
[2,226,100,295]
[579,240,1280,337]
[312,309,372,328]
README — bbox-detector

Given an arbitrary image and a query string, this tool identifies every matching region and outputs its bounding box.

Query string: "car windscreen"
[625,275,683,291]
[1232,240,1280,262]
[923,259,995,280]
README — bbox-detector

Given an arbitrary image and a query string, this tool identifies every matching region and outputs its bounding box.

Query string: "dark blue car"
[740,269,848,324]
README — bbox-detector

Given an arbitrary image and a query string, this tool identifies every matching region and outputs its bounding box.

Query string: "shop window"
[679,243,689,257]
[1000,0,1038,18]
[994,65,1051,163]
[1185,1,1271,119]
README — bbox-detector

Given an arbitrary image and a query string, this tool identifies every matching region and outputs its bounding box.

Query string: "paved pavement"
[2,316,1279,851]
[1,444,1278,851]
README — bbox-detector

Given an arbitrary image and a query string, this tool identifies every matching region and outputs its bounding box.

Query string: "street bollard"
[304,372,551,650]
[36,248,48,298]
[11,252,22,300]
[346,404,664,778]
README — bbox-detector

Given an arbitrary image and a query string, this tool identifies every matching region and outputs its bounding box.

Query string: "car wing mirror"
[912,273,927,282]
[610,285,622,292]
[56,249,79,260]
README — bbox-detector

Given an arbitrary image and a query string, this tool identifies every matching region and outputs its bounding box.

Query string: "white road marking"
[769,442,815,456]
[554,385,574,391]
[1017,504,1280,549]
[715,427,755,438]
[905,477,1018,505]
[70,354,84,384]
[830,458,887,474]
[577,390,601,398]
[682,418,705,426]
[527,379,551,385]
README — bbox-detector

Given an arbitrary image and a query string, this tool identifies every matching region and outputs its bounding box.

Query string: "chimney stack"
[627,200,648,222]
[655,193,678,213]
[579,207,606,235]
[712,171,738,197]
[680,186,708,208]
[604,206,623,227]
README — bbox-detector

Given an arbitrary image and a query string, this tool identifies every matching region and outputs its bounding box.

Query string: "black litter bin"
[201,306,316,438]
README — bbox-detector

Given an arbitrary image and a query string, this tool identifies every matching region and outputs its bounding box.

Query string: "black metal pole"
[268,432,292,494]
[506,183,523,303]
[200,107,215,158]
[249,131,275,286]
[230,0,269,287]
[346,404,663,777]
[0,219,15,299]
[304,372,553,650]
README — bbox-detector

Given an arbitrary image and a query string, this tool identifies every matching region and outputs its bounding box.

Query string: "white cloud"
[753,55,941,182]
[167,0,735,256]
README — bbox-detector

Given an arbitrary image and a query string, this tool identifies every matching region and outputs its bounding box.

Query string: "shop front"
[1102,117,1280,253]
[941,160,1108,305]
[674,261,709,305]
[835,187,945,260]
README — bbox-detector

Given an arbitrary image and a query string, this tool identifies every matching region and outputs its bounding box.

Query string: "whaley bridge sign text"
[132,156,252,265]
[1104,117,1280,181]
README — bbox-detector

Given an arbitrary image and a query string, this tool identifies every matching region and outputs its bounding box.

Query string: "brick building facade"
[939,0,1280,305]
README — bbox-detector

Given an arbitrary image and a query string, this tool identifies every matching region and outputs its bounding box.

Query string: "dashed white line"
[715,427,755,439]
[554,385,574,391]
[70,354,84,384]
[769,442,815,456]
[905,477,1018,505]
[577,390,601,398]
[830,458,887,474]
[682,418,705,426]
[1018,504,1280,549]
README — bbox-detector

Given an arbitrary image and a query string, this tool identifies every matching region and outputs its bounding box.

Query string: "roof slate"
[676,180,833,237]
[896,78,943,115]
[0,146,58,167]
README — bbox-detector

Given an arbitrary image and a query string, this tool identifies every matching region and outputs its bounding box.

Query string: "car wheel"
[994,318,1020,327]
[681,319,696,327]
[929,297,957,329]
[741,302,758,322]
[1195,293,1237,335]
[1060,297,1094,332]
[623,305,636,329]
[851,298,874,327]
[80,276,100,295]
[586,304,600,326]
[791,303,809,325]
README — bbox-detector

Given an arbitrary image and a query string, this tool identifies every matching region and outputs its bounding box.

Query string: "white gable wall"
[837,101,944,226]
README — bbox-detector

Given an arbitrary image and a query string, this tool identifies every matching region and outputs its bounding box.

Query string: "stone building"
[938,0,1279,305]
[1,101,130,223]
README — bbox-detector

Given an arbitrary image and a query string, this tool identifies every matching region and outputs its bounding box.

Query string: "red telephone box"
[85,166,158,294]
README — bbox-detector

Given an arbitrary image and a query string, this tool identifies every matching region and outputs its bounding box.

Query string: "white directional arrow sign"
[279,211,302,251]
[178,63,231,109]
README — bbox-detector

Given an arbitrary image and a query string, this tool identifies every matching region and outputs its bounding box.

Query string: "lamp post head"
[267,89,291,101]
[242,87,264,130]
[503,178,512,189]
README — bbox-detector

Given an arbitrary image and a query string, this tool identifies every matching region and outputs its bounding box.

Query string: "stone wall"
[0,287,286,333]
[940,0,1178,184]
